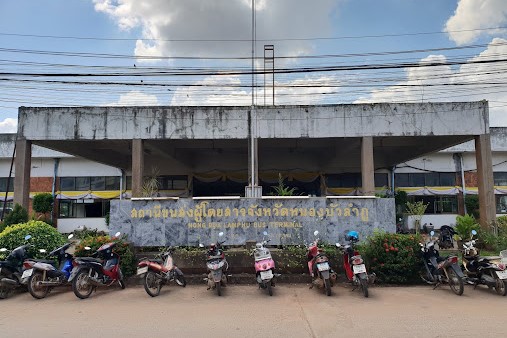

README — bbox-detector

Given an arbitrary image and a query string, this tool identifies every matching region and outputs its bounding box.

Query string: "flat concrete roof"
[17,102,489,173]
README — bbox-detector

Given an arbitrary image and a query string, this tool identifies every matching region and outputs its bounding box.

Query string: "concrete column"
[361,136,375,196]
[475,134,496,227]
[13,139,31,210]
[132,139,144,198]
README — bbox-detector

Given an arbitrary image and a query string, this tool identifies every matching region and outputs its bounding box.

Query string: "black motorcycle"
[461,230,507,296]
[438,225,456,249]
[0,234,35,298]
[420,230,464,296]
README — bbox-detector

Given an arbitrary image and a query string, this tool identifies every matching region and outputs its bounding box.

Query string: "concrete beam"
[13,139,31,210]
[132,139,144,198]
[475,134,496,227]
[361,137,375,196]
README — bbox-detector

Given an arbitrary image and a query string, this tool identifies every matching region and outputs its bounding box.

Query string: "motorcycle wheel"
[118,269,126,289]
[360,278,369,298]
[28,272,49,299]
[324,278,331,296]
[447,267,464,296]
[0,287,11,299]
[494,276,507,296]
[72,270,94,299]
[216,281,221,296]
[267,281,273,296]
[143,271,162,297]
[175,274,186,287]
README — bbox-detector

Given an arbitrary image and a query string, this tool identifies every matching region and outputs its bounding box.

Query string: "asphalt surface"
[0,282,505,338]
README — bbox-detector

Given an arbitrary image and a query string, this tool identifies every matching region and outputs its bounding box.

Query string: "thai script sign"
[110,197,395,246]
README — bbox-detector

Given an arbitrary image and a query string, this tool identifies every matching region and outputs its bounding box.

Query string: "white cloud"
[355,38,507,126]
[0,118,17,133]
[93,0,338,59]
[107,90,161,106]
[445,0,507,45]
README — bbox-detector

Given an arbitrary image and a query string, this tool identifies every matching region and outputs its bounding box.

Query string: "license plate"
[260,270,273,280]
[317,262,330,271]
[353,264,367,274]
[496,270,507,279]
[22,269,33,279]
[137,266,149,275]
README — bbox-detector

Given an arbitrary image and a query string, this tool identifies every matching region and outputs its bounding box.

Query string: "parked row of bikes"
[1,228,506,300]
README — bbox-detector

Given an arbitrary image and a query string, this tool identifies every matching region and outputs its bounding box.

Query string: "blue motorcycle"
[24,234,75,299]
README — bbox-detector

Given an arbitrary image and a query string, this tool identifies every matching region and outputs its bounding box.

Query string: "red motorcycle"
[69,232,126,299]
[336,230,374,298]
[307,230,336,296]
[137,247,186,297]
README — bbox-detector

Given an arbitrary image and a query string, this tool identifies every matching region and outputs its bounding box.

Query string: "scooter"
[0,234,33,299]
[461,230,507,296]
[335,230,374,298]
[420,230,464,296]
[137,247,186,297]
[253,231,276,296]
[23,234,75,299]
[307,230,336,296]
[69,232,126,299]
[202,232,228,296]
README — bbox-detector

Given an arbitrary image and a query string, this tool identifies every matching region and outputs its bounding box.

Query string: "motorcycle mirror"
[471,230,477,236]
[39,249,46,253]
[24,234,32,241]
[313,230,319,236]
[84,246,92,251]
[263,231,268,236]
[218,232,224,237]
[430,230,435,237]
[199,243,204,248]
[335,243,341,248]
[0,248,7,252]
[68,234,74,240]
[114,232,121,238]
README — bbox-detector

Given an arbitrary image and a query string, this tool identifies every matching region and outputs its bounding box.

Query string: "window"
[440,173,456,186]
[105,176,121,190]
[374,173,388,187]
[60,176,121,191]
[0,178,14,192]
[395,173,409,187]
[497,195,507,214]
[410,173,425,187]
[58,199,110,218]
[408,195,458,214]
[60,177,75,191]
[326,173,361,188]
[494,172,507,186]
[90,177,105,190]
[76,177,90,191]
[395,172,456,187]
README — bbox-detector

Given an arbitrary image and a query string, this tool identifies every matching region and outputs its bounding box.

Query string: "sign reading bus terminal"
[110,197,395,246]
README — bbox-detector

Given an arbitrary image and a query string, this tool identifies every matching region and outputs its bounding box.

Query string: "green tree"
[32,193,54,221]
[405,201,428,235]
[1,204,28,231]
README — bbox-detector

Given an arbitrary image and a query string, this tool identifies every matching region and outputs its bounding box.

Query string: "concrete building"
[0,102,497,243]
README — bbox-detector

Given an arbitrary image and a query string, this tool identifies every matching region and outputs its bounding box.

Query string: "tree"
[405,200,429,235]
[32,193,54,221]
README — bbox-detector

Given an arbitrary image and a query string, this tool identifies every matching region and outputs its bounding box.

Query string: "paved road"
[0,282,505,338]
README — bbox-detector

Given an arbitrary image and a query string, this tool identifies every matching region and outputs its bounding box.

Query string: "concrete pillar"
[475,134,496,227]
[361,136,375,196]
[132,139,144,198]
[13,139,31,210]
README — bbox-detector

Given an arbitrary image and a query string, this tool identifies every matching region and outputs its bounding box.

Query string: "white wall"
[57,217,108,233]
[405,214,459,229]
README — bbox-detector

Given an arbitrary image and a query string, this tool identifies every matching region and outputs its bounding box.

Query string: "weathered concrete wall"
[18,102,488,141]
[109,197,395,247]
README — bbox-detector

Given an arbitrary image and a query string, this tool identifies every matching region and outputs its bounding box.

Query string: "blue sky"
[1,0,507,132]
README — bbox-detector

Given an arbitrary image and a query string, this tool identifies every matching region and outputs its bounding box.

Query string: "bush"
[465,195,480,219]
[361,231,422,284]
[74,234,136,277]
[2,204,28,230]
[32,193,54,214]
[0,220,65,260]
[454,214,480,240]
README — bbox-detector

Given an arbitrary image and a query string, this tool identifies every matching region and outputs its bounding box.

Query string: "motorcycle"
[0,234,33,299]
[23,234,75,299]
[307,230,336,296]
[461,230,507,296]
[253,231,276,296]
[335,230,374,298]
[137,247,186,297]
[202,232,228,296]
[437,225,456,249]
[69,232,126,299]
[419,230,464,296]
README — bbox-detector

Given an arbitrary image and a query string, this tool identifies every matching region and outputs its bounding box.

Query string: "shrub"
[454,214,480,240]
[0,220,65,260]
[497,216,507,237]
[2,204,28,230]
[361,231,422,284]
[32,193,54,214]
[72,226,108,240]
[464,195,480,219]
[74,234,136,277]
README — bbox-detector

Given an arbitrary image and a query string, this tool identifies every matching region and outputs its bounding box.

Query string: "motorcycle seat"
[31,259,55,264]
[0,261,16,268]
[479,256,501,262]
[77,257,102,263]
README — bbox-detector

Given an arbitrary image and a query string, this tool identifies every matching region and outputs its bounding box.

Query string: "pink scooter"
[253,231,276,296]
